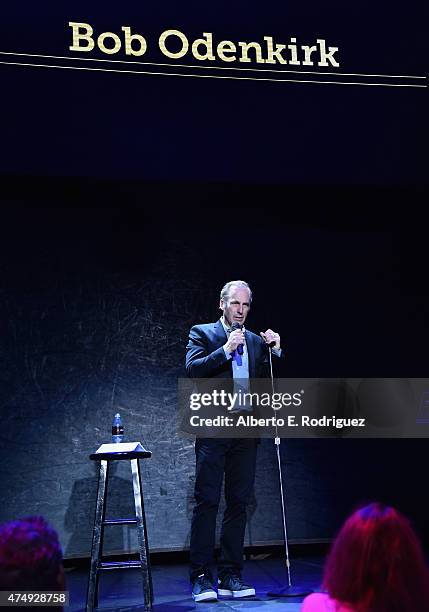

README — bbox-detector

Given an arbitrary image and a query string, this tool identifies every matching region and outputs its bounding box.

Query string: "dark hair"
[0,516,64,591]
[323,502,429,612]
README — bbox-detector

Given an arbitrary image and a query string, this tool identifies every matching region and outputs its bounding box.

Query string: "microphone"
[230,321,244,355]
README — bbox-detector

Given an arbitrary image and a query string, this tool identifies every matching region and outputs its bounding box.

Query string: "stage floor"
[65,555,323,611]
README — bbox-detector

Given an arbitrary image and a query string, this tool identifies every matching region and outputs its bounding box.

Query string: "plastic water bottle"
[112,413,124,443]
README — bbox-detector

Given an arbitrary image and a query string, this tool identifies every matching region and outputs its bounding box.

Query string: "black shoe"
[218,574,256,598]
[192,574,218,602]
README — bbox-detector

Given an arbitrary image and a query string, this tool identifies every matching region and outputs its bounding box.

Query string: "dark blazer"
[185,319,275,380]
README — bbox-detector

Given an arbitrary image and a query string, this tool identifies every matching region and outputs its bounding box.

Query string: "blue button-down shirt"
[221,318,282,412]
[221,318,250,379]
[221,317,251,411]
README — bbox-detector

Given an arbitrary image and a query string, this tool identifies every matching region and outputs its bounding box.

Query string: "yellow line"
[0,50,426,80]
[0,60,426,87]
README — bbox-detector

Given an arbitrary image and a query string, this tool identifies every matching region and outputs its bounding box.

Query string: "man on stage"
[185,280,282,602]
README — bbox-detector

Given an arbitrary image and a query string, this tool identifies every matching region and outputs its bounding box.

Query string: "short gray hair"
[220,280,252,303]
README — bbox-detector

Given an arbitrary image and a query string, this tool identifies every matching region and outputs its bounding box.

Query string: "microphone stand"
[266,345,313,599]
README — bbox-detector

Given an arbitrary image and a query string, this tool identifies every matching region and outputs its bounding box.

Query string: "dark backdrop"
[0,0,427,184]
[0,195,428,558]
[0,0,427,558]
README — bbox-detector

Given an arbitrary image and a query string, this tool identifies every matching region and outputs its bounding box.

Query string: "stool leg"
[86,460,109,612]
[131,458,153,611]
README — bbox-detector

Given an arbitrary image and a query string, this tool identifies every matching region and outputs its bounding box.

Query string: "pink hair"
[323,503,429,612]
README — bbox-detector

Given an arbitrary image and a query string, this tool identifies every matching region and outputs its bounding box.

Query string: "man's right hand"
[224,329,245,355]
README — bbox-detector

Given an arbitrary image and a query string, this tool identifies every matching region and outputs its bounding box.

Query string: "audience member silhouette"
[302,502,429,611]
[0,516,65,611]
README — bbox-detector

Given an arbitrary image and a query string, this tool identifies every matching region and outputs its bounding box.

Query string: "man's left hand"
[260,329,281,351]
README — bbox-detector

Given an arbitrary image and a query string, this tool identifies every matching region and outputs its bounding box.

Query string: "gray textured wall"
[1,211,427,558]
